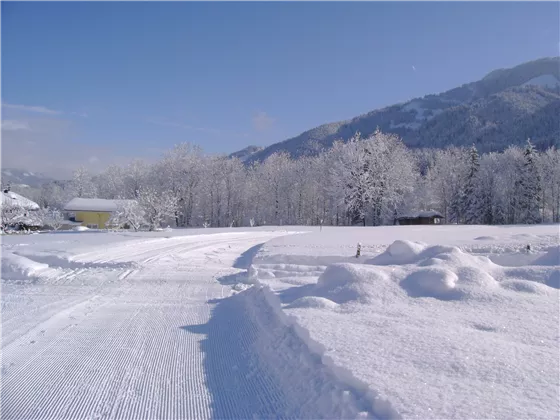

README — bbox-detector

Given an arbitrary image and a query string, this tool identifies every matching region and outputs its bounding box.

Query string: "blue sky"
[2,1,559,177]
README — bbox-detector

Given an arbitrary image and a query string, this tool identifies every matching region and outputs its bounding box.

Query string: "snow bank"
[238,285,399,420]
[73,226,90,232]
[1,252,51,281]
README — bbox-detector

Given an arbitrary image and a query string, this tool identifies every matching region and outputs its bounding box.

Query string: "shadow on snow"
[180,292,293,419]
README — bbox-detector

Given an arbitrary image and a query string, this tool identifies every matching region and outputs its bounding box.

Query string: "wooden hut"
[396,210,443,226]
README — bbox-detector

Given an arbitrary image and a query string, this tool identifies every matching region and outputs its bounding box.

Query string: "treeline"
[26,130,560,228]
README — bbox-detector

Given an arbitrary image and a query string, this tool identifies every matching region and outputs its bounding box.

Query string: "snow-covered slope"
[522,74,560,88]
[239,56,560,162]
[229,145,264,162]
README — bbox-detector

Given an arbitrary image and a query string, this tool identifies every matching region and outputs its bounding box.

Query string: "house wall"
[397,217,441,225]
[75,211,112,229]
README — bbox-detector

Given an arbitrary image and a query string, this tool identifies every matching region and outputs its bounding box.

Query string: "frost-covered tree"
[108,200,146,231]
[71,167,97,198]
[426,148,468,223]
[464,145,482,224]
[158,143,204,227]
[123,159,151,199]
[517,139,542,224]
[327,130,416,226]
[45,128,555,228]
[96,165,125,199]
[41,208,65,231]
[536,147,560,223]
[328,134,371,225]
[137,187,179,231]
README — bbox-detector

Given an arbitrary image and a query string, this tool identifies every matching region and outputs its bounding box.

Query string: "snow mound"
[367,240,428,265]
[73,226,90,232]
[400,267,459,299]
[287,296,339,310]
[315,263,396,304]
[474,236,497,241]
[532,246,560,266]
[501,279,552,295]
[367,242,502,301]
[1,252,50,281]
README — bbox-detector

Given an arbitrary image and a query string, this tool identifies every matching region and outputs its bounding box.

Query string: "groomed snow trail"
[1,231,381,420]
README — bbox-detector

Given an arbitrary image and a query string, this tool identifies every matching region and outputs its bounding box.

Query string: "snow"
[253,224,560,419]
[2,251,51,280]
[2,227,390,419]
[2,224,558,419]
[522,74,560,88]
[64,197,137,212]
[1,190,40,210]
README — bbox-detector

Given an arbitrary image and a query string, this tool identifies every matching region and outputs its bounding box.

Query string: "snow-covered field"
[254,225,560,419]
[1,225,559,419]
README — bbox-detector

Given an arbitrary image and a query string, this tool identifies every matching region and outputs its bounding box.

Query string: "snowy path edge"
[240,261,401,420]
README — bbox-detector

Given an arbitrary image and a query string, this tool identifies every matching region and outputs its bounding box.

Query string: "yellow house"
[64,198,133,229]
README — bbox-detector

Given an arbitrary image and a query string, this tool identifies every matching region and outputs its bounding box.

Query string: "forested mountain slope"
[242,57,560,163]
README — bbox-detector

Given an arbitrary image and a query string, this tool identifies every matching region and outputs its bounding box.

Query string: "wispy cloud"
[1,120,32,131]
[252,111,275,132]
[2,103,63,115]
[412,65,417,72]
[147,117,222,134]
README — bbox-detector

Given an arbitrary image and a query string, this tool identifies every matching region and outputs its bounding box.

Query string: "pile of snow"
[73,226,90,232]
[236,285,397,419]
[255,228,560,419]
[1,252,51,281]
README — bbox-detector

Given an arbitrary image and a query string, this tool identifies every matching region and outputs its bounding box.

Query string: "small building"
[396,210,444,226]
[64,198,135,229]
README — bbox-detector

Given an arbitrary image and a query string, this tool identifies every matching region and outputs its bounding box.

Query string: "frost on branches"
[137,187,179,231]
[108,200,147,231]
[25,130,560,228]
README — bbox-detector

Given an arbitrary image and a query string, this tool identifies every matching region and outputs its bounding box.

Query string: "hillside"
[1,168,53,188]
[243,57,560,163]
[229,145,264,162]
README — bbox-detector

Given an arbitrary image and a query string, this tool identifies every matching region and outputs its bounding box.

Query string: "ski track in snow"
[1,231,381,420]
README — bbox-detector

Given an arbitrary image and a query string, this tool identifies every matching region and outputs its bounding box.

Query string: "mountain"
[241,57,560,163]
[229,145,264,162]
[1,168,54,188]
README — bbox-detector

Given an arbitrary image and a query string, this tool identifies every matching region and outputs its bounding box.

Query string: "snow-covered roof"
[64,198,136,212]
[398,210,443,219]
[1,190,40,210]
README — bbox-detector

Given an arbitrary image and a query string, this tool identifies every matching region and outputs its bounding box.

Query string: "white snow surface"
[254,224,560,419]
[1,190,40,210]
[64,197,137,212]
[2,227,394,419]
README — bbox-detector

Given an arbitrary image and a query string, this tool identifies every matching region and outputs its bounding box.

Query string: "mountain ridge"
[240,57,560,163]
